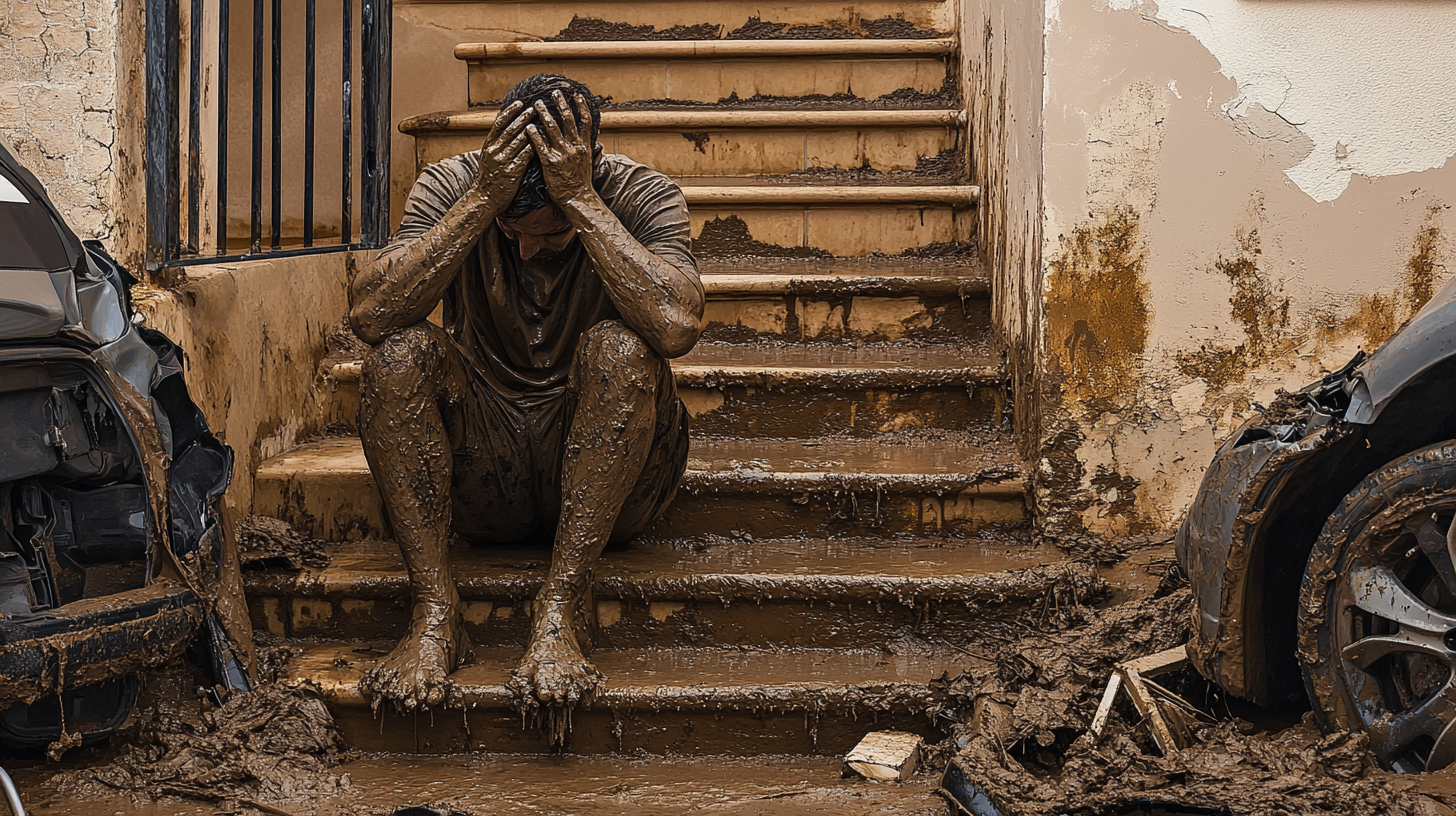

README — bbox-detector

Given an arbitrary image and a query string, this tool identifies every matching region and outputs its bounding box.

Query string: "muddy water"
[17,753,949,816]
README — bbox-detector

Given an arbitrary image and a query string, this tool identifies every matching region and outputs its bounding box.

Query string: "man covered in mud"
[348,74,702,712]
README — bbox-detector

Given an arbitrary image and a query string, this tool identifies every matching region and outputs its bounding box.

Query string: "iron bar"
[270,0,281,250]
[186,0,203,252]
[217,0,230,255]
[304,0,316,247]
[165,242,363,267]
[145,0,180,268]
[250,0,262,253]
[342,0,352,244]
[360,0,392,247]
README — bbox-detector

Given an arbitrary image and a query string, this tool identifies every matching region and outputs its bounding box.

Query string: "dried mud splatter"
[693,215,831,259]
[1176,225,1293,391]
[1324,203,1449,349]
[238,515,329,571]
[547,15,942,42]
[53,684,352,809]
[1045,207,1150,414]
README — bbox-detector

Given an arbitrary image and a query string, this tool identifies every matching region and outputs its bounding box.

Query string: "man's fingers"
[526,124,559,162]
[484,100,523,145]
[487,107,536,153]
[553,91,580,145]
[572,93,592,143]
[533,100,567,147]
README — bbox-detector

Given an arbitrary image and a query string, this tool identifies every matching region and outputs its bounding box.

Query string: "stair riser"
[331,703,934,755]
[691,206,973,257]
[416,127,958,179]
[682,383,1002,436]
[702,292,988,343]
[254,593,1035,650]
[467,57,949,107]
[254,473,1026,542]
[403,3,954,46]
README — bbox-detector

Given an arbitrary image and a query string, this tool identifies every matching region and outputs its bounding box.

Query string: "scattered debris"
[237,515,329,571]
[845,731,923,782]
[54,684,351,809]
[1090,644,1207,754]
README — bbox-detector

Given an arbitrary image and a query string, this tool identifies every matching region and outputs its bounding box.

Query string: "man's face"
[498,205,577,261]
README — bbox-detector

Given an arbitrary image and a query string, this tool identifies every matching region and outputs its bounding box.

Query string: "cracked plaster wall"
[0,0,126,245]
[1043,0,1456,536]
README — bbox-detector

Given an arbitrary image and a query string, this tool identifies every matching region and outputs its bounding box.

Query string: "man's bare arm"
[528,92,704,359]
[350,103,536,345]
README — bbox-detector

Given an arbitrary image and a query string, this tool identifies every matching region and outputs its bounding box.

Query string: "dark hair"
[501,74,602,218]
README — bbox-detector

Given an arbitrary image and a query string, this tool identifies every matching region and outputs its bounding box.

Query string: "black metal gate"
[146,0,392,270]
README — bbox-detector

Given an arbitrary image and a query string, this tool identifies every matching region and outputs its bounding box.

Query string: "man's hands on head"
[527,91,599,207]
[474,100,537,207]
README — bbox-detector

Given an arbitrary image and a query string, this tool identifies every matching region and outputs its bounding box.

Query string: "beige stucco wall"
[0,0,145,263]
[1040,0,1456,535]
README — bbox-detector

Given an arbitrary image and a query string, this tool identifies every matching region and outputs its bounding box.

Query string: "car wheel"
[1300,440,1456,773]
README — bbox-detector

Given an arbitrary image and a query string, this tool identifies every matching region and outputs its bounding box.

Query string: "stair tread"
[455,38,956,61]
[331,752,944,815]
[401,107,965,134]
[260,433,1023,486]
[246,535,1067,599]
[701,256,982,277]
[287,641,974,708]
[677,341,993,373]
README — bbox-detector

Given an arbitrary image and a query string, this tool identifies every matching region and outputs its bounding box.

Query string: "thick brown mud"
[238,515,329,571]
[45,683,350,811]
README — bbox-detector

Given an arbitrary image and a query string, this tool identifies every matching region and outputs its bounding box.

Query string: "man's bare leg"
[509,321,663,709]
[357,324,471,710]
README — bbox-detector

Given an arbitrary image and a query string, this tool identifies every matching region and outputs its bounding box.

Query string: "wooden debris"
[845,731,923,782]
[1088,644,1203,755]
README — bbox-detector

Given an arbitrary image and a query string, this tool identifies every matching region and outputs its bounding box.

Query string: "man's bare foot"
[359,601,470,711]
[509,594,602,708]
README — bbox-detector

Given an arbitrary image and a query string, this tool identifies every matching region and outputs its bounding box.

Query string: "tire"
[1299,440,1456,773]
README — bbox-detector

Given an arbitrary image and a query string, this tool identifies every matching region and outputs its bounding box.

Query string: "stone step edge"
[247,558,1097,606]
[400,108,966,136]
[681,185,978,206]
[455,38,956,62]
[700,272,989,298]
[255,437,1029,497]
[289,648,954,713]
[326,360,1003,389]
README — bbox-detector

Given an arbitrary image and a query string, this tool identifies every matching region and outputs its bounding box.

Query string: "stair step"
[328,751,948,815]
[675,342,1002,436]
[326,337,1000,436]
[461,39,954,106]
[404,108,965,178]
[254,434,1027,541]
[284,641,972,754]
[698,257,988,343]
[248,535,1088,648]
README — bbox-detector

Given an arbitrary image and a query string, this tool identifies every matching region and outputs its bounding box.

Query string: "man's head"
[498,75,602,257]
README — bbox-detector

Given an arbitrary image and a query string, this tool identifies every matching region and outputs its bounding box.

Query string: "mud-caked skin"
[349,75,703,718]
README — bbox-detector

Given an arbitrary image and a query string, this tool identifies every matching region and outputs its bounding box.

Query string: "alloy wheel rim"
[1334,504,1456,772]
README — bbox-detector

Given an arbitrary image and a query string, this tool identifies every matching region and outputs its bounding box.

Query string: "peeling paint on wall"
[1150,0,1456,202]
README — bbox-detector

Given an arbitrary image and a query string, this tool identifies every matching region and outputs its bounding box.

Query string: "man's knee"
[571,321,665,386]
[360,323,447,400]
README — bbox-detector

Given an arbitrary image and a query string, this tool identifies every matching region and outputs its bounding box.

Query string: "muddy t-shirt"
[380,152,696,407]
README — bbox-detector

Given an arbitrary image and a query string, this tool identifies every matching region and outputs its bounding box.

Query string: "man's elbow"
[655,317,702,359]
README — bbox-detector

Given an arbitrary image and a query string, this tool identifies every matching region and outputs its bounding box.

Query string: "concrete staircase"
[245,3,1069,765]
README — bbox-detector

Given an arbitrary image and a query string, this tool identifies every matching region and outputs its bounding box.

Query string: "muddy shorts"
[441,342,690,545]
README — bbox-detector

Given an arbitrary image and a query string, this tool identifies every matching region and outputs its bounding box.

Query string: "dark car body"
[0,141,246,748]
[1178,277,1456,708]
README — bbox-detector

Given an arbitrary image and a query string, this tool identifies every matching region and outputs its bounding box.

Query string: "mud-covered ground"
[11,546,1456,815]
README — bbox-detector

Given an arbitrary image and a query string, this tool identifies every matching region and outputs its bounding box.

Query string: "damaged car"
[0,140,247,750]
[1180,278,1456,774]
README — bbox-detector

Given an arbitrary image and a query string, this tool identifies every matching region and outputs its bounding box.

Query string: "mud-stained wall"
[133,253,355,526]
[960,0,1044,458]
[0,0,145,263]
[1041,0,1456,536]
